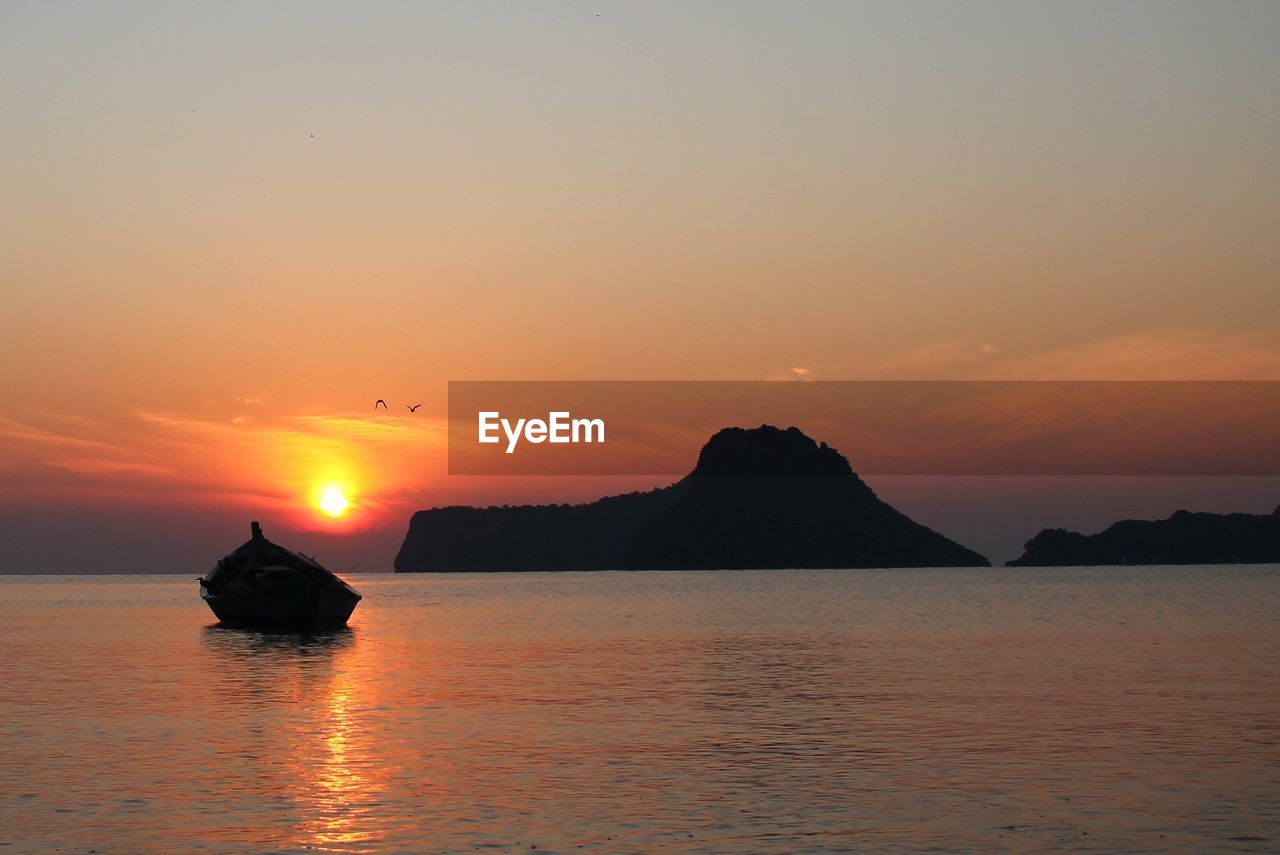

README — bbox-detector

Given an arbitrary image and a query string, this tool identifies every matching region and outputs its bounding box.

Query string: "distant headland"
[1008,507,1280,566]
[395,425,990,571]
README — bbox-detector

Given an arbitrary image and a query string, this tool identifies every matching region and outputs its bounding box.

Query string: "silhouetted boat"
[198,522,361,630]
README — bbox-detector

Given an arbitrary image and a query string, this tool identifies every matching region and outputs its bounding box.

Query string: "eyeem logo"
[478,411,606,454]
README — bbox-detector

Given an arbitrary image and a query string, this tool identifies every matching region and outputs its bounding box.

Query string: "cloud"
[135,409,449,526]
[866,328,1280,380]
[47,458,177,477]
[0,415,132,455]
[988,329,1280,380]
[864,339,1003,378]
[761,366,819,381]
[0,407,449,530]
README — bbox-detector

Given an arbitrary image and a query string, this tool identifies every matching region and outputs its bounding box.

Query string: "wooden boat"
[198,522,361,630]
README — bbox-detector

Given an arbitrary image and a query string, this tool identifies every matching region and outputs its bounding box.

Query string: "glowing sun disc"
[318,487,349,518]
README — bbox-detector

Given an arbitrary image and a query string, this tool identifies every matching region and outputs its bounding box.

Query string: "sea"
[1,566,1277,854]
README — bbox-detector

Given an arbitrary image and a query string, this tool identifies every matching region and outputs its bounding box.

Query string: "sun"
[318,485,350,518]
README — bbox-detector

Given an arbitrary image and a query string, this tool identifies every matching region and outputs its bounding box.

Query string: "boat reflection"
[202,625,356,659]
[201,625,384,852]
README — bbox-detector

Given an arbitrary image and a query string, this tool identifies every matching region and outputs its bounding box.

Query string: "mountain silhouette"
[395,425,989,571]
[1008,506,1280,566]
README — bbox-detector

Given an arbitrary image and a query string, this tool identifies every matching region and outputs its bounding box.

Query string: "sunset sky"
[2,2,1278,571]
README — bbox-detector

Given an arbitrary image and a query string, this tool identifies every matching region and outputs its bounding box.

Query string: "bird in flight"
[375,399,387,410]
[407,404,421,413]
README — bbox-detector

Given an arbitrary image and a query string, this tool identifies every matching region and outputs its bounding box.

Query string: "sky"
[2,1,1278,571]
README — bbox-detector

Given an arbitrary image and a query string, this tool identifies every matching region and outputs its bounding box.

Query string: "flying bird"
[407,404,421,413]
[375,399,387,410]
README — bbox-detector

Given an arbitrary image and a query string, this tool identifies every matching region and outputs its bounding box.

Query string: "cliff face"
[395,425,989,571]
[1007,507,1280,566]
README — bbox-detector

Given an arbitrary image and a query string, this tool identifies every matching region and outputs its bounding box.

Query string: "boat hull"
[201,577,360,631]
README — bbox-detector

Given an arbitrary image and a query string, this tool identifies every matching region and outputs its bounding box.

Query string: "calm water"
[1,566,1278,854]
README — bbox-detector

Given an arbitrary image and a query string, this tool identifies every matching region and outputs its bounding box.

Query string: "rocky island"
[1008,507,1280,566]
[395,425,989,571]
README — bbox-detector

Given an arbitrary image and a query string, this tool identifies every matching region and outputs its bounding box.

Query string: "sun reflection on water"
[306,670,380,851]
[201,626,386,853]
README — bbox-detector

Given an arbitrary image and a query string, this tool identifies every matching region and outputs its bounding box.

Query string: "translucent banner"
[447,381,1280,476]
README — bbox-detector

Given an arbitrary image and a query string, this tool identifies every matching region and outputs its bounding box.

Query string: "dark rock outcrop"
[1008,506,1280,566]
[395,425,989,571]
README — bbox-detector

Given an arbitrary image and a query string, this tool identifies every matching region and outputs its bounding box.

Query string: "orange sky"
[1,4,1278,570]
